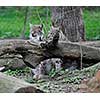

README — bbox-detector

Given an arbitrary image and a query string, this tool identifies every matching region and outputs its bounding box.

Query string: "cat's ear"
[29,23,33,28]
[39,24,43,30]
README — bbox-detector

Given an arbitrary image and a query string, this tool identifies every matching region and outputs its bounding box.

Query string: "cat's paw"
[33,74,44,80]
[27,40,36,45]
[40,42,47,49]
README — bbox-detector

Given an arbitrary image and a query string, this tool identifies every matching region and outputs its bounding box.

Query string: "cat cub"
[41,25,70,49]
[31,58,62,80]
[47,26,69,42]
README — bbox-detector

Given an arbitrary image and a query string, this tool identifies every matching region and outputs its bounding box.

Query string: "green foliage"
[4,67,30,76]
[63,75,82,84]
[0,7,100,40]
[83,8,100,40]
[0,8,24,38]
[0,7,51,39]
[49,68,64,78]
[49,68,56,77]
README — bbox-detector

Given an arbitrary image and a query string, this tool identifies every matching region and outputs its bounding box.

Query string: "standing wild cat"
[40,25,70,49]
[48,26,69,42]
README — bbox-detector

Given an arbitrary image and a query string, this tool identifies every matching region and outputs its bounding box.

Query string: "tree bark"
[51,6,85,42]
[0,72,44,93]
[0,39,100,69]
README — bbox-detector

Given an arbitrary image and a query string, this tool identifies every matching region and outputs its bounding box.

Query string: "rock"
[79,70,100,92]
[0,72,44,93]
[95,70,100,82]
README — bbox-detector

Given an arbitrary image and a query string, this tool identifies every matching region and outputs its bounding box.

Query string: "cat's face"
[52,58,62,70]
[29,24,44,42]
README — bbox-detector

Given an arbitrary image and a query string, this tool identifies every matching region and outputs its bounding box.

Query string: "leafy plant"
[3,67,31,76]
[49,68,56,78]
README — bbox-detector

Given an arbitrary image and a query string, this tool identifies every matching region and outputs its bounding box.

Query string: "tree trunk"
[51,6,85,42]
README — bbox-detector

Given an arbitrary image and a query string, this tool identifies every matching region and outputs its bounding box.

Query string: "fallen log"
[58,41,100,59]
[79,41,100,48]
[0,39,100,68]
[0,72,44,93]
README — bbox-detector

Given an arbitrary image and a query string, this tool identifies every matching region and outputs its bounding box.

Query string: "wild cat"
[28,23,69,48]
[28,23,46,46]
[40,25,70,49]
[48,26,69,42]
[31,58,62,79]
[28,24,70,79]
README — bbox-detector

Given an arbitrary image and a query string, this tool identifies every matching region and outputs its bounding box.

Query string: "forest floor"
[3,62,100,93]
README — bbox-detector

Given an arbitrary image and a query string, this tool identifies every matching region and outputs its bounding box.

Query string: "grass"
[0,8,24,38]
[83,8,100,40]
[0,7,100,40]
[0,7,51,38]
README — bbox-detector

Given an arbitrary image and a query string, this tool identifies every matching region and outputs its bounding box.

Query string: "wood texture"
[0,39,100,69]
[51,7,85,41]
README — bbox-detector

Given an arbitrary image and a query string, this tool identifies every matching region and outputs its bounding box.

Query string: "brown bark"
[0,72,44,93]
[51,6,85,42]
